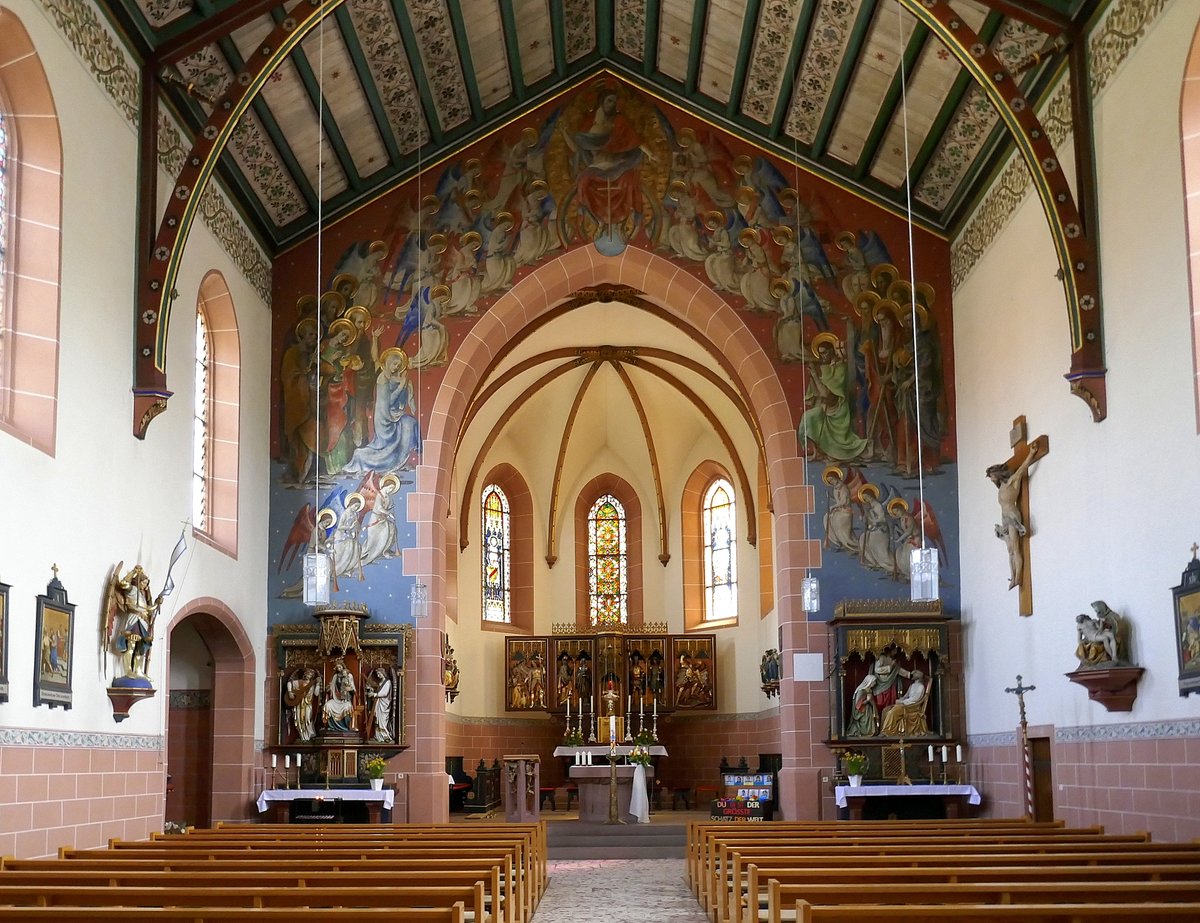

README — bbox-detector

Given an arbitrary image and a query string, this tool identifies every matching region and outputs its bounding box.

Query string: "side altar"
[268,605,411,791]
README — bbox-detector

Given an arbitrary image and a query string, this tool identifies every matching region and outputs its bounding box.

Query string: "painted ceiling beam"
[498,0,529,102]
[335,5,404,167]
[970,0,1071,35]
[810,0,878,161]
[853,23,930,181]
[550,1,568,78]
[684,0,710,96]
[390,0,446,145]
[155,0,284,63]
[597,0,614,56]
[643,0,662,78]
[724,0,764,120]
[443,0,486,120]
[906,10,1004,190]
[272,7,364,193]
[767,0,820,140]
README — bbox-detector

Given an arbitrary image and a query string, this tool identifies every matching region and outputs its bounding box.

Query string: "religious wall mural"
[268,75,959,622]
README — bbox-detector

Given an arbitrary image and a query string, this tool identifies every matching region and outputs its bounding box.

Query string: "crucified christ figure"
[986,443,1041,590]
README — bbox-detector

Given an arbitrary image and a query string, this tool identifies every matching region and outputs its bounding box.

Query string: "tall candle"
[591,695,595,714]
[639,696,644,716]
[565,698,570,720]
[955,744,963,762]
[941,745,948,762]
[285,754,290,769]
[272,754,277,768]
[653,696,657,718]
[609,715,617,742]
[927,745,934,762]
[627,694,631,714]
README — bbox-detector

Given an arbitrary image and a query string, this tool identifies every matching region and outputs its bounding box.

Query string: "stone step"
[546,822,687,859]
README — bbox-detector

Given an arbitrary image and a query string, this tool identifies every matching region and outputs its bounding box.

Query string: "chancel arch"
[421,245,817,819]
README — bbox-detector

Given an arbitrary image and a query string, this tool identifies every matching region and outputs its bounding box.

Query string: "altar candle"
[927,745,934,762]
[627,694,631,714]
[285,754,290,769]
[653,696,657,718]
[591,695,595,714]
[609,715,617,742]
[565,698,570,720]
[639,696,644,716]
[272,754,277,768]
[941,745,948,762]
[956,744,963,762]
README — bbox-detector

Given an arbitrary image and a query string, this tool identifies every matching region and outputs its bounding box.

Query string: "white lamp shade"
[303,551,332,606]
[410,581,429,618]
[910,547,939,601]
[801,575,821,612]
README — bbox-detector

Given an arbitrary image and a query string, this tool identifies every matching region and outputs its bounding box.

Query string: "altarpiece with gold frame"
[827,599,954,782]
[273,604,411,784]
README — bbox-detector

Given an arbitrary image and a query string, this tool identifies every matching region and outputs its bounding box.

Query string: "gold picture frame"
[34,571,75,710]
[0,579,10,704]
[1172,550,1200,697]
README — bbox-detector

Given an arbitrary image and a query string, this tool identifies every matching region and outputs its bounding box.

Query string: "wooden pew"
[705,832,1154,917]
[59,842,531,920]
[735,861,1200,923]
[0,907,466,922]
[760,880,1200,923]
[794,900,1200,922]
[0,870,502,921]
[2,856,517,923]
[0,884,487,920]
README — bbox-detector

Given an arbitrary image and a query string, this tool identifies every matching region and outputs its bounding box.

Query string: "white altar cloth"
[834,783,980,809]
[256,787,395,813]
[552,745,667,758]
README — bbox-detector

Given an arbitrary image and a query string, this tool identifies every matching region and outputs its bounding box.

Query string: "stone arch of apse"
[164,596,257,823]
[420,245,816,608]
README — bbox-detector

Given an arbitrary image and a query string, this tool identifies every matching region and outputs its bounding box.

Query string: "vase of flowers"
[365,756,386,790]
[841,749,867,787]
[628,743,652,766]
[563,728,584,747]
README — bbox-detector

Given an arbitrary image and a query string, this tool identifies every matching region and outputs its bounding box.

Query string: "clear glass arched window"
[192,307,212,532]
[482,483,511,623]
[702,478,737,621]
[588,494,628,626]
[0,106,10,391]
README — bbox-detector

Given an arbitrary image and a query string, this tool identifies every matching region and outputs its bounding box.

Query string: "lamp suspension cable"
[303,15,332,606]
[410,97,429,619]
[896,0,937,600]
[793,130,819,613]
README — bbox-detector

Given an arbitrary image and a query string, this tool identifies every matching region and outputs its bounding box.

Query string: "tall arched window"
[0,12,62,455]
[481,483,511,623]
[192,271,240,557]
[192,307,212,532]
[702,478,738,622]
[588,494,628,626]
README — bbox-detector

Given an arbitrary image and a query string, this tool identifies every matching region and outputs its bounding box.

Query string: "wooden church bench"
[0,906,467,922]
[794,900,1200,923]
[761,879,1200,923]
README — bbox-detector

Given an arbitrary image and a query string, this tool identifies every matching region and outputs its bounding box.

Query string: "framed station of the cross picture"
[1172,549,1200,697]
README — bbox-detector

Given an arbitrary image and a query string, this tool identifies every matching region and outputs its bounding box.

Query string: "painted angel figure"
[103,562,163,685]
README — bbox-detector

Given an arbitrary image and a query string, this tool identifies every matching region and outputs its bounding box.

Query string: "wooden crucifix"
[986,416,1048,616]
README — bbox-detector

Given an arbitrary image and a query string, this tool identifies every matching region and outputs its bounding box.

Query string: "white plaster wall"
[954,2,1200,735]
[0,0,271,738]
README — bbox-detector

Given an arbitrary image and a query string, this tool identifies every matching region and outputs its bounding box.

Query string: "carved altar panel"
[275,611,410,764]
[829,599,949,745]
[670,636,716,710]
[624,635,668,711]
[505,638,549,711]
[552,637,594,709]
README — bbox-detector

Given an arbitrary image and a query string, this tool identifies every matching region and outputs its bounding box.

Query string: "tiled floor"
[533,859,707,922]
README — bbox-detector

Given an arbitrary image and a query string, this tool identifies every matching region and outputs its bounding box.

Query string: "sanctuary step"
[546,821,686,860]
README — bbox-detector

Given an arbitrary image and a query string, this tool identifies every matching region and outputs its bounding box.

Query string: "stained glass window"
[588,494,627,626]
[192,308,211,532]
[482,483,511,623]
[703,479,737,621]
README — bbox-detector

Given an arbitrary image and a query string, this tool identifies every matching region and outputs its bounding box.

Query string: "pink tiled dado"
[0,739,165,858]
[968,729,1200,842]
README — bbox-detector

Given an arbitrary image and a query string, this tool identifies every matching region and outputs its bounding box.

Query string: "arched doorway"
[165,598,256,825]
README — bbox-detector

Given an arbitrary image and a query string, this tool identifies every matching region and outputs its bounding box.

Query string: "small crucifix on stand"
[986,416,1048,616]
[1005,674,1037,819]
